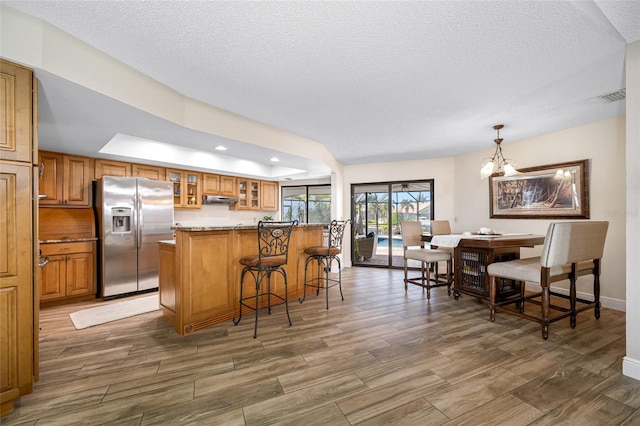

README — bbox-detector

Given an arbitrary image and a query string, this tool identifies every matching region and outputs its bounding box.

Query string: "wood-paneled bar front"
[158,224,324,335]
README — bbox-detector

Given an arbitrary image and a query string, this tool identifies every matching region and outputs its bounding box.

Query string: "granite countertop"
[40,237,98,244]
[173,223,326,232]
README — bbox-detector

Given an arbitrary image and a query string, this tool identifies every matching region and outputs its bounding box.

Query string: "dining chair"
[400,221,452,299]
[430,220,451,236]
[300,219,350,309]
[486,221,609,339]
[233,220,298,338]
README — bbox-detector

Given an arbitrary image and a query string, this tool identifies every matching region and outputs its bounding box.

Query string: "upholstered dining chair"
[486,221,609,339]
[400,221,452,299]
[429,219,454,278]
[300,219,350,309]
[233,220,298,338]
[430,220,451,236]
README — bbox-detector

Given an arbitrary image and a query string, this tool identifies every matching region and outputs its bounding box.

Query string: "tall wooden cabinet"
[0,59,38,417]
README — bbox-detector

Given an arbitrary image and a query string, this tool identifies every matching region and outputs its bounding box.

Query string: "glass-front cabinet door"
[168,169,201,208]
[237,178,260,210]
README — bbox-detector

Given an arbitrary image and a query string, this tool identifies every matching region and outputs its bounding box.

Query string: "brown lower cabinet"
[39,241,97,307]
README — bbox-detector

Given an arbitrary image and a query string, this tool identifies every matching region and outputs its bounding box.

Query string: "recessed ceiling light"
[215,145,228,151]
[270,157,280,162]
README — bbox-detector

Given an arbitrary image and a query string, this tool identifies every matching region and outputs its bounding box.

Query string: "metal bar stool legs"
[300,220,349,310]
[233,220,297,338]
[300,253,343,309]
[234,266,292,338]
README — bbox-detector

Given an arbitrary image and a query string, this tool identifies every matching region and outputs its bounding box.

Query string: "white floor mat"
[69,294,159,330]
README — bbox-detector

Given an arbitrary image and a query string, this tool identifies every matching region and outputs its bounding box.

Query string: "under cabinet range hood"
[202,194,240,204]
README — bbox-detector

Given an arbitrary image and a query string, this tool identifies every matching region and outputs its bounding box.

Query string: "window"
[282,184,331,224]
[352,180,434,268]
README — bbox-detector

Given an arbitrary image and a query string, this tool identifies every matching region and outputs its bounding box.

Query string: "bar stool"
[233,220,298,338]
[300,220,350,309]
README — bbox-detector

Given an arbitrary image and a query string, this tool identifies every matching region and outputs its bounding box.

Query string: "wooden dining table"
[426,233,546,301]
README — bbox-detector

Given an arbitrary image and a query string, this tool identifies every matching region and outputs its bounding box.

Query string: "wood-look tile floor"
[4,267,640,425]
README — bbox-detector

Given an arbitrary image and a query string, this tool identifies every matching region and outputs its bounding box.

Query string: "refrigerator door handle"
[137,194,143,249]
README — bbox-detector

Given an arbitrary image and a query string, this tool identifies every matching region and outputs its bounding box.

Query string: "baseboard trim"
[623,356,640,381]
[524,283,626,312]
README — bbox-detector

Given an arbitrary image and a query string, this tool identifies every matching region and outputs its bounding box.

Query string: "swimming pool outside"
[376,235,404,249]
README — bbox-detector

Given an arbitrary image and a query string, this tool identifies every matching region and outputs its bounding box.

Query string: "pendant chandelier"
[480,124,519,179]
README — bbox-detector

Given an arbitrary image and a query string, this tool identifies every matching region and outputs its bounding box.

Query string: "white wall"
[454,116,626,309]
[341,118,627,312]
[623,40,640,381]
[342,157,456,264]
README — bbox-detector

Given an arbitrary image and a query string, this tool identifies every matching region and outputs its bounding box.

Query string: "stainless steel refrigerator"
[95,176,174,298]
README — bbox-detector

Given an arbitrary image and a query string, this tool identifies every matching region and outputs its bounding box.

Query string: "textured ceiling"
[3,1,639,174]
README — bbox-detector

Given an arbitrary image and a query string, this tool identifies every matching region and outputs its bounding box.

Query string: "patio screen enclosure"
[351,180,434,268]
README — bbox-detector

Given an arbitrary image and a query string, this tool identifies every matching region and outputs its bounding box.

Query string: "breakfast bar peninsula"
[158,224,324,335]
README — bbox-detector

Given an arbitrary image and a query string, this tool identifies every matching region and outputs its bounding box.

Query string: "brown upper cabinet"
[38,151,63,204]
[94,159,131,179]
[37,149,279,211]
[260,181,279,211]
[202,173,221,195]
[235,178,260,210]
[132,164,166,181]
[0,60,33,163]
[232,178,278,211]
[203,173,238,197]
[39,151,91,207]
[167,169,202,209]
[221,175,238,197]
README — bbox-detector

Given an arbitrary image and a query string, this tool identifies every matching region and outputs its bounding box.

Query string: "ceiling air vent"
[598,89,626,102]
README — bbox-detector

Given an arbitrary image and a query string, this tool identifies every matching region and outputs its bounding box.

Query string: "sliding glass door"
[351,180,434,268]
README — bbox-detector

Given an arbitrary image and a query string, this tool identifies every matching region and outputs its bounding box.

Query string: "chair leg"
[569,269,577,329]
[403,258,409,291]
[517,279,526,313]
[541,285,550,340]
[446,259,452,296]
[266,271,273,315]
[316,257,325,296]
[282,269,292,326]
[233,268,247,326]
[336,257,344,301]
[594,259,601,319]
[425,261,431,300]
[299,256,313,304]
[253,272,261,339]
[324,257,330,309]
[489,275,497,322]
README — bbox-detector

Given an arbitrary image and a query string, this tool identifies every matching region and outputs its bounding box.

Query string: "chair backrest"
[328,219,351,249]
[540,221,609,267]
[257,220,298,265]
[430,220,451,235]
[400,221,423,248]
